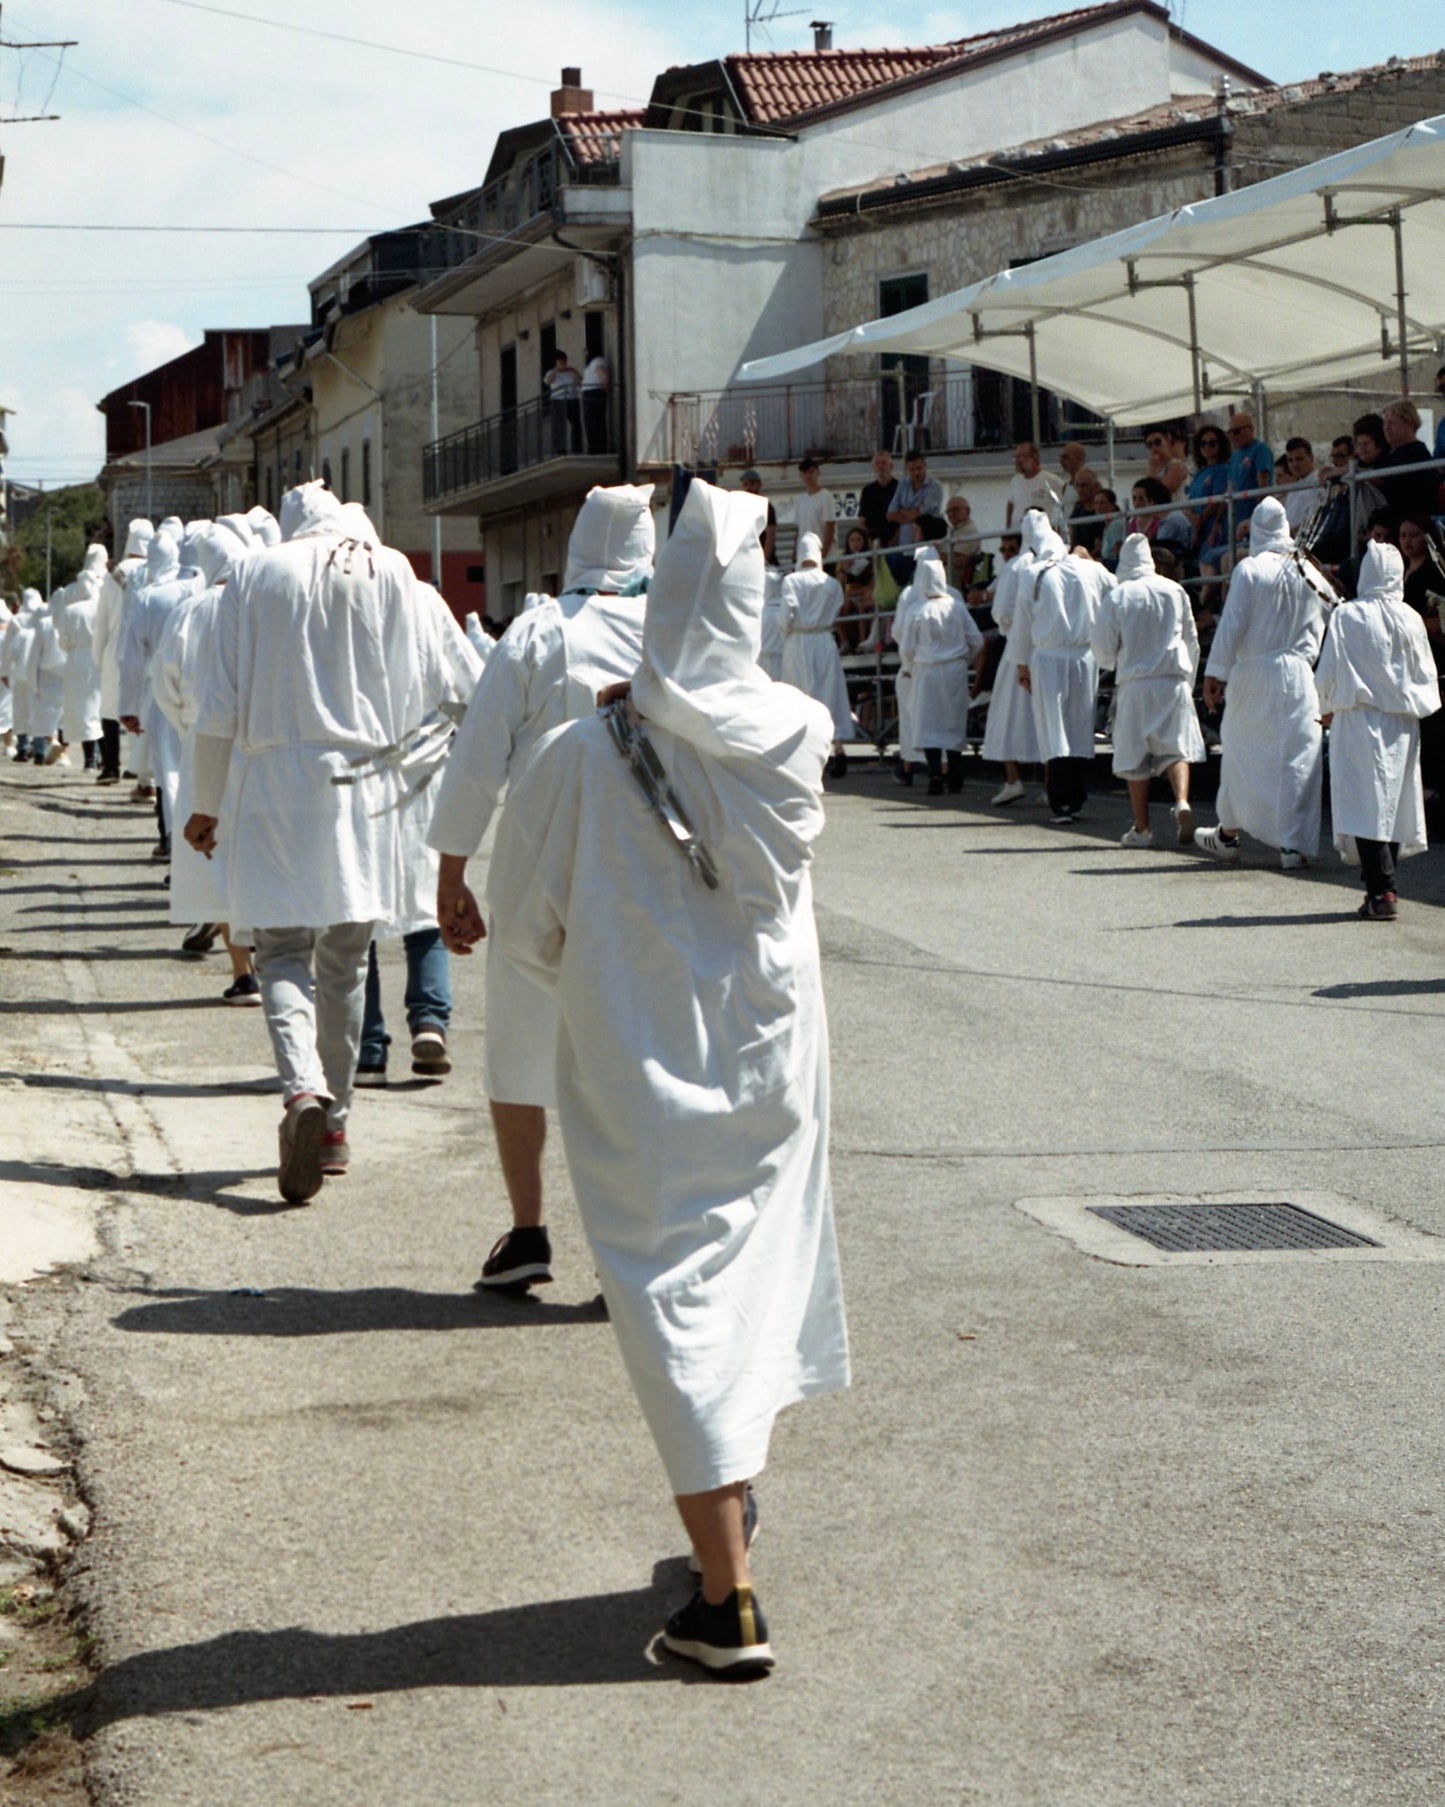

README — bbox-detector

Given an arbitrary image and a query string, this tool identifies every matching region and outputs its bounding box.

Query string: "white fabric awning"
[738,114,1445,424]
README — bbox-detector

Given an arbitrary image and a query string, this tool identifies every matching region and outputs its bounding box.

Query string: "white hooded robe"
[779,536,853,741]
[55,544,107,744]
[193,482,458,931]
[1092,534,1205,775]
[490,477,850,1495]
[1011,520,1099,762]
[1206,498,1331,853]
[428,483,655,1107]
[155,515,256,924]
[897,557,983,751]
[1316,542,1439,859]
[980,519,1044,766]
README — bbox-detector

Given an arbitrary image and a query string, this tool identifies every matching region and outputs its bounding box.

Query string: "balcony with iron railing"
[424,392,619,513]
[665,369,1131,468]
[433,140,626,273]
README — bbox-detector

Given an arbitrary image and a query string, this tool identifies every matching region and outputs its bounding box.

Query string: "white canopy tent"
[738,114,1445,429]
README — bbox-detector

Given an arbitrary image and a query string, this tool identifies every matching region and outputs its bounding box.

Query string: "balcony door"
[499,343,518,475]
[878,274,930,455]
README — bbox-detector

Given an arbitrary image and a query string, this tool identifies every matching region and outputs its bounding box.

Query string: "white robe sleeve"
[959,603,985,661]
[1180,592,1201,676]
[426,613,555,858]
[194,571,242,742]
[1314,616,1342,716]
[1010,575,1036,666]
[153,605,189,735]
[1204,568,1249,682]
[91,576,120,675]
[487,754,574,990]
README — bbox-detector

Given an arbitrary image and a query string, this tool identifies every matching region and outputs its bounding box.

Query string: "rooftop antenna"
[0,5,78,124]
[744,0,811,53]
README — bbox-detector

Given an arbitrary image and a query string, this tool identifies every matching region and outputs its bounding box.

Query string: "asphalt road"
[3,750,1444,1807]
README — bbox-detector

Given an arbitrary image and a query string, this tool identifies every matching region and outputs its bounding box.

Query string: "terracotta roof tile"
[724,3,1123,125]
[556,109,646,166]
[817,46,1445,205]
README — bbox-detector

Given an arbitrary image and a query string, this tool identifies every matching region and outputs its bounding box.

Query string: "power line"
[0,222,383,233]
[152,0,549,85]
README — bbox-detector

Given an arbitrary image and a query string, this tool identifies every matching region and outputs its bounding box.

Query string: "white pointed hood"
[145,532,181,585]
[21,587,44,615]
[562,483,655,593]
[123,518,154,560]
[632,476,832,773]
[1022,509,1065,561]
[194,514,255,587]
[156,515,185,543]
[796,532,822,569]
[1355,541,1405,605]
[1249,497,1293,555]
[246,505,281,548]
[279,481,347,542]
[913,549,950,601]
[1115,533,1156,581]
[338,502,380,545]
[179,520,212,572]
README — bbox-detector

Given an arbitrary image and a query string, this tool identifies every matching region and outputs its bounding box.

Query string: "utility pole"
[41,480,50,594]
[128,399,153,519]
[0,6,79,126]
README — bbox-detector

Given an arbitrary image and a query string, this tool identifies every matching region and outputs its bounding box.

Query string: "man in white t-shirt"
[793,458,835,560]
[1006,442,1061,529]
[581,352,609,454]
[544,350,582,454]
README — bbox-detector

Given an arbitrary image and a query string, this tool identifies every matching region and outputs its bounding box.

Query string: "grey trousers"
[252,922,375,1128]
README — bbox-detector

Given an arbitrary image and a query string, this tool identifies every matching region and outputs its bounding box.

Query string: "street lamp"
[128,399,152,519]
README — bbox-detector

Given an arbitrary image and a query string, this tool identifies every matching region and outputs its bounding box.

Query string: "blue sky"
[2,0,1443,483]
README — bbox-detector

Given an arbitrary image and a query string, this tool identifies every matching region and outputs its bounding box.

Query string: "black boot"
[946,750,965,793]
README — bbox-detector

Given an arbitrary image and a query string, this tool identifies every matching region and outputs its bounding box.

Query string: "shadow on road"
[64,1566,716,1731]
[1314,976,1445,999]
[0,996,231,1015]
[110,1284,611,1336]
[0,1072,275,1099]
[1172,910,1356,929]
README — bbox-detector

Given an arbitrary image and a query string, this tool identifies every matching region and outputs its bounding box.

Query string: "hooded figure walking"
[1194,497,1335,869]
[444,476,850,1677]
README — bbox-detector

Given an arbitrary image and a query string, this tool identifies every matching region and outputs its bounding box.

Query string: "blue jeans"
[360,928,451,1068]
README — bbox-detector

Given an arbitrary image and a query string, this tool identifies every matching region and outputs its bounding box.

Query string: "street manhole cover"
[1086,1202,1381,1253]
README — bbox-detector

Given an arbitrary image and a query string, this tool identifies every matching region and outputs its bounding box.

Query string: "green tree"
[7,485,110,597]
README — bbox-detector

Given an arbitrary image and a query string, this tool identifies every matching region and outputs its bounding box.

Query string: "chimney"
[810,20,833,51]
[551,66,593,117]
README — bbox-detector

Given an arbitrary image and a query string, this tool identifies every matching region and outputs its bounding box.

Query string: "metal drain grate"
[1085,1202,1383,1254]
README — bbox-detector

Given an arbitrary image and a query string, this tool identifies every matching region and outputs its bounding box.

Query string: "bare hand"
[437,854,486,955]
[1017,665,1032,692]
[1203,676,1225,710]
[121,715,142,734]
[1319,712,1334,729]
[184,813,218,859]
[597,679,632,708]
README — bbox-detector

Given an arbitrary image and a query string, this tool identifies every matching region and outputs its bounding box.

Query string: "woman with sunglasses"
[1188,426,1232,581]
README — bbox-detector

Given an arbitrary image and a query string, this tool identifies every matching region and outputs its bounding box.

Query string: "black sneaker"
[476,1225,553,1291]
[662,1585,775,1679]
[353,1062,388,1088]
[1358,891,1399,921]
[182,922,222,956]
[222,973,261,1006]
[689,1484,759,1576]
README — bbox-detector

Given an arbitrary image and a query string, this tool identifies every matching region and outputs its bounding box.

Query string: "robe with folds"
[154,516,256,925]
[427,483,655,1108]
[92,521,152,721]
[890,546,947,762]
[758,568,785,681]
[780,563,853,741]
[1092,534,1204,774]
[55,545,107,744]
[24,594,67,737]
[0,595,45,735]
[980,521,1044,765]
[1011,521,1100,762]
[1316,542,1440,860]
[0,613,13,734]
[1205,498,1331,853]
[194,487,458,932]
[490,476,849,1495]
[897,561,984,751]
[119,533,198,820]
[388,586,484,936]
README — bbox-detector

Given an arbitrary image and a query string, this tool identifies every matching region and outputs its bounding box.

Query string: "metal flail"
[601,701,720,890]
[330,700,467,818]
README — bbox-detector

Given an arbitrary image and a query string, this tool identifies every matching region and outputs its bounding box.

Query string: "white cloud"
[124,320,201,372]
